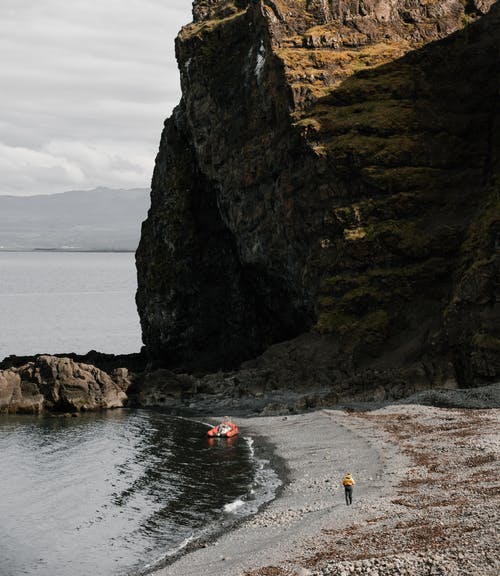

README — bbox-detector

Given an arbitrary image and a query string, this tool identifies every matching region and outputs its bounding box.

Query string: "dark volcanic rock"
[0,355,131,414]
[127,369,197,408]
[0,350,147,373]
[136,0,500,392]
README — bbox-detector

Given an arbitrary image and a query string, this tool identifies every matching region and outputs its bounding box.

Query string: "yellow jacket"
[342,474,355,486]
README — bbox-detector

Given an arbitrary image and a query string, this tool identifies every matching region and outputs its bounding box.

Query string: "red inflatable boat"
[207,420,238,438]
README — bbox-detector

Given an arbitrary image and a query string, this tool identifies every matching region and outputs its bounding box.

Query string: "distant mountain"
[0,187,150,251]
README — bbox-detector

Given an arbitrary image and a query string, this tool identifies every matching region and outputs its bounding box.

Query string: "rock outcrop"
[136,0,500,392]
[0,355,131,414]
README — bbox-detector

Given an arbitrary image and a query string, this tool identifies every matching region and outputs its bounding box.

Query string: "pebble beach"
[153,392,499,576]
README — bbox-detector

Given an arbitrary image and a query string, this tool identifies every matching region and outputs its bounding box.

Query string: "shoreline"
[151,409,402,576]
[151,402,499,576]
[140,427,290,575]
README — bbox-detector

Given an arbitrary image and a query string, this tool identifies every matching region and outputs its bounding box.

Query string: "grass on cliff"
[296,21,489,352]
[443,182,500,351]
[314,256,453,349]
[316,212,463,278]
[461,184,500,262]
[276,41,414,105]
[473,333,500,353]
[315,307,390,349]
[179,6,246,41]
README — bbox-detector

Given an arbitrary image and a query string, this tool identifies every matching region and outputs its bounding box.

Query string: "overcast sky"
[0,0,192,196]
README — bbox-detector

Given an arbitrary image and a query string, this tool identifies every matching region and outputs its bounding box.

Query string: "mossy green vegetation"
[316,305,390,350]
[473,332,500,353]
[310,99,416,137]
[180,4,245,39]
[315,257,451,350]
[277,40,413,106]
[292,10,497,366]
[443,180,500,371]
[358,166,481,196]
[462,184,500,262]
[179,7,249,68]
[318,213,463,275]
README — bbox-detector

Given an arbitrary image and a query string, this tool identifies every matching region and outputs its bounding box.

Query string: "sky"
[0,0,193,196]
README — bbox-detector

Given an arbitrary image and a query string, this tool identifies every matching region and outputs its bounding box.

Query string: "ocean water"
[0,252,281,575]
[0,411,279,576]
[0,251,143,360]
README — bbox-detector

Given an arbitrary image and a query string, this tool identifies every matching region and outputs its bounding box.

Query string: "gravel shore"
[152,398,499,576]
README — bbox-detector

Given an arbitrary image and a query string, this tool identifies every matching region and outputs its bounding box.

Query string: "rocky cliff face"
[136,0,500,391]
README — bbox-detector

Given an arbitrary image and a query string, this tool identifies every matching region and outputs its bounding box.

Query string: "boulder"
[0,355,131,414]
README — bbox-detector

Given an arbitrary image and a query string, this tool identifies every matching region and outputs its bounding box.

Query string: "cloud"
[0,0,192,195]
[0,140,155,196]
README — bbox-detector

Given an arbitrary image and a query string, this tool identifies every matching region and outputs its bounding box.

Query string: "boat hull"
[207,423,238,438]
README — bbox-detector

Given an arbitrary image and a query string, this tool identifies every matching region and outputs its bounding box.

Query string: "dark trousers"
[345,485,353,505]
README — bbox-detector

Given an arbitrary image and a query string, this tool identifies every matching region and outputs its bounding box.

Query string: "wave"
[223,497,245,513]
[132,534,195,576]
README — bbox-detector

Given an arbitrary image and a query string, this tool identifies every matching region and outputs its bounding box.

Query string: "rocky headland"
[134,0,500,404]
[2,0,500,416]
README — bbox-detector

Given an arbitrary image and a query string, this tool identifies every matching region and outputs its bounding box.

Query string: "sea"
[0,252,280,576]
[0,251,142,359]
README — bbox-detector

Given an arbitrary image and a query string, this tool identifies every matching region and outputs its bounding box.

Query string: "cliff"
[136,0,500,396]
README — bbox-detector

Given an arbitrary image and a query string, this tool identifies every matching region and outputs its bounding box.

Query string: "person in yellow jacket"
[342,473,355,505]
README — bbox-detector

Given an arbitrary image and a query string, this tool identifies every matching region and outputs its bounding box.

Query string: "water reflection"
[0,410,257,576]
